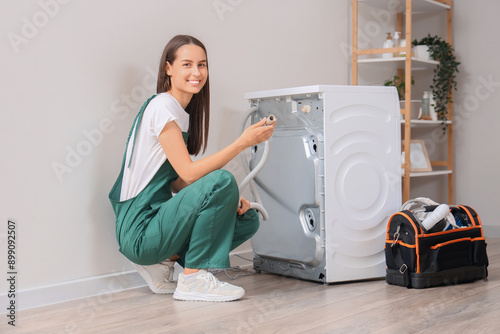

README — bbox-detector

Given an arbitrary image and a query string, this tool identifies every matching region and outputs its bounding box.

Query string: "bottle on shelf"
[399,38,410,57]
[429,93,438,121]
[393,31,400,57]
[382,32,394,59]
[419,91,432,120]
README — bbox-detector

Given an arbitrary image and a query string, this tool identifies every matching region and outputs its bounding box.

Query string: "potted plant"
[412,34,460,127]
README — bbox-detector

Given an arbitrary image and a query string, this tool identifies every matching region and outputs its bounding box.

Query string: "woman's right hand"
[238,117,276,148]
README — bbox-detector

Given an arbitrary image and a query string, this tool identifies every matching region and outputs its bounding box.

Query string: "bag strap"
[390,225,411,288]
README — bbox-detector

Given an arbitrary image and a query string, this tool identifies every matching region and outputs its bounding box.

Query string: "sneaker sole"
[132,263,175,294]
[173,290,245,302]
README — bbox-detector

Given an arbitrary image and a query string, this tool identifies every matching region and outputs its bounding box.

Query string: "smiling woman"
[108,35,276,302]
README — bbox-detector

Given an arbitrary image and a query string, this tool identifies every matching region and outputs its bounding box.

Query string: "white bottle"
[399,39,407,57]
[382,32,394,59]
[393,32,400,57]
[419,91,432,120]
[429,94,438,121]
[421,204,450,231]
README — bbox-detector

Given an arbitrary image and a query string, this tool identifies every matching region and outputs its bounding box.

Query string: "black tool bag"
[385,205,488,288]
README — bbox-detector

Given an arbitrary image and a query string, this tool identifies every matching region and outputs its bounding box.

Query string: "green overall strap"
[127,94,157,168]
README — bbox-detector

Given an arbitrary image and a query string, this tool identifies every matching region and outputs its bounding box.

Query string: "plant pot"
[415,45,430,60]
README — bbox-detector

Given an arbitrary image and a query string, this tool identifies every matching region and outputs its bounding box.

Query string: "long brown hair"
[157,35,210,156]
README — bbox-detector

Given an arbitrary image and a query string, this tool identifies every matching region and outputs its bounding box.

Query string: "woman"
[109,35,275,302]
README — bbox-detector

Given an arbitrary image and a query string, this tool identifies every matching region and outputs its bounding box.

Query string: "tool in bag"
[385,197,489,288]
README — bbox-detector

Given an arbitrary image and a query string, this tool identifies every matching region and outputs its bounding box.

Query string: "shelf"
[411,0,451,13]
[401,170,453,177]
[358,0,450,13]
[357,57,439,70]
[400,119,452,126]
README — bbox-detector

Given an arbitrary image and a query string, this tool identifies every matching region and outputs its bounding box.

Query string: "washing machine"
[245,85,401,283]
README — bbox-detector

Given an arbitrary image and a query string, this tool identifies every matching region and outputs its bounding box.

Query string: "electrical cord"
[208,254,259,280]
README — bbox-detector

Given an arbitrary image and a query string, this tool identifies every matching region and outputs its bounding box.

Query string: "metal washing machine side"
[244,85,402,283]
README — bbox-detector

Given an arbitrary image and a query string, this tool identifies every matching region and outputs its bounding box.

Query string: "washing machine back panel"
[249,99,324,266]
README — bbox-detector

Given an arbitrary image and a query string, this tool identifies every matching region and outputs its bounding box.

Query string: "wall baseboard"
[0,249,255,313]
[0,270,146,313]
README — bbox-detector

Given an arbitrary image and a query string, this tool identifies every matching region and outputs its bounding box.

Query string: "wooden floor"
[3,237,500,334]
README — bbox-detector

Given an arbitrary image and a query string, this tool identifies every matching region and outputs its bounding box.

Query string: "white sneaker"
[173,270,245,302]
[132,260,176,294]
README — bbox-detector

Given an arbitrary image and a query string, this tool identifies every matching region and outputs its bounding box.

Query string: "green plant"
[413,34,460,127]
[384,74,415,101]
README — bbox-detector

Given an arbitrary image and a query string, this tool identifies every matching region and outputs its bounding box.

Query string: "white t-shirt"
[120,93,189,201]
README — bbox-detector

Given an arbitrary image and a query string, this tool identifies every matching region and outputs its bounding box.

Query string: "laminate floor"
[2,237,499,334]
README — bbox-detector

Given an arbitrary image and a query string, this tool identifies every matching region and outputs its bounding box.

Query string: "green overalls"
[108,96,260,268]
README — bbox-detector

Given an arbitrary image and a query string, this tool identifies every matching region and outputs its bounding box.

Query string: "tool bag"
[385,205,488,288]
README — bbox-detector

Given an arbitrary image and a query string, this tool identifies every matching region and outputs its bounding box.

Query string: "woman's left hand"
[237,196,251,215]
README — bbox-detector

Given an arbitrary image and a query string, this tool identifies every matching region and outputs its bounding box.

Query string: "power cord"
[209,254,260,280]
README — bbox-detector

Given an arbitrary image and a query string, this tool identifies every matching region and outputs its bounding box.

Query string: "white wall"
[0,0,347,306]
[453,0,500,235]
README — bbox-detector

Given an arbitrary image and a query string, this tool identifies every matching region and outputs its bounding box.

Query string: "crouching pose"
[109,35,275,302]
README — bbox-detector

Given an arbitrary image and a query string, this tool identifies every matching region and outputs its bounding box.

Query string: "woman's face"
[166,44,208,103]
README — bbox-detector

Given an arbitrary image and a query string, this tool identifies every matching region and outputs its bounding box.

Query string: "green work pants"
[141,170,259,268]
